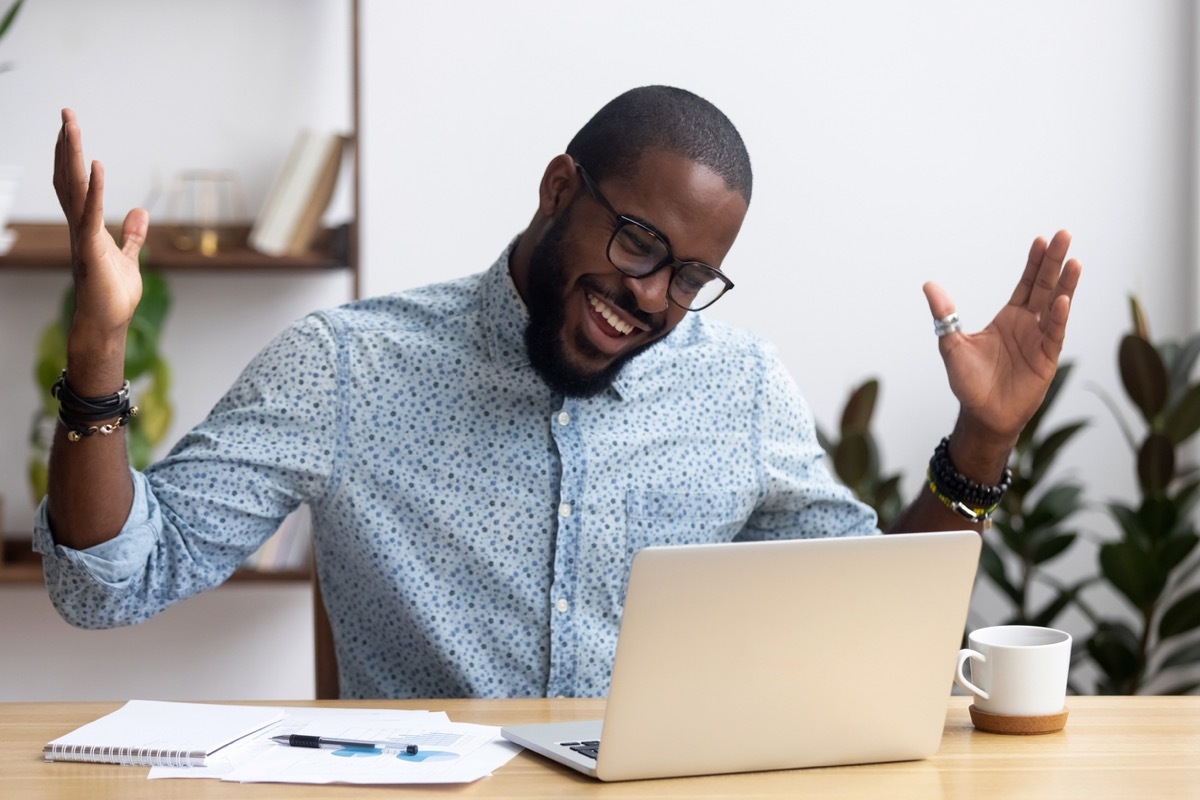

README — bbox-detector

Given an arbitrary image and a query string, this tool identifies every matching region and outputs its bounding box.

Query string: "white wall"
[0,0,1195,698]
[361,0,1200,690]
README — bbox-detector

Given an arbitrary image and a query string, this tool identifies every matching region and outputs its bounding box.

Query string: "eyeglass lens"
[609,223,727,311]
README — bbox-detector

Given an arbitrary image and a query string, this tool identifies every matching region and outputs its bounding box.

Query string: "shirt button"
[559,502,572,518]
[556,411,571,426]
[556,598,569,613]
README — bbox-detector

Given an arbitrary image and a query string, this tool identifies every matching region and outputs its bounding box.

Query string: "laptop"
[501,530,981,781]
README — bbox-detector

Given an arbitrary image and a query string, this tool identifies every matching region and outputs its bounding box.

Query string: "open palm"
[924,231,1082,443]
[53,108,147,339]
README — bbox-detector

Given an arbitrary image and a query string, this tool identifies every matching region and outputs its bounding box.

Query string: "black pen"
[271,733,419,755]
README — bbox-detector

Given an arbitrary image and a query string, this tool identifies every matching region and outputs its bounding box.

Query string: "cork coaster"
[968,705,1068,735]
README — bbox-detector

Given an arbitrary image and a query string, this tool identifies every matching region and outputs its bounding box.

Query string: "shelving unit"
[0,1,361,594]
[0,222,353,277]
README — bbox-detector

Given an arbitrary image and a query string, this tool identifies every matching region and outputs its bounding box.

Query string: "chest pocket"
[625,489,752,549]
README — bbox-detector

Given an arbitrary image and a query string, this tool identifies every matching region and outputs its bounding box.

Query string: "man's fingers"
[81,160,105,235]
[1008,236,1047,307]
[55,109,90,221]
[1025,229,1072,314]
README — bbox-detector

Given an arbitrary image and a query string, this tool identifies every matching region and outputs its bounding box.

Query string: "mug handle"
[954,648,990,700]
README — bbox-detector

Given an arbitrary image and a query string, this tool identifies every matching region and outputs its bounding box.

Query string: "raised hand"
[922,230,1082,449]
[53,108,148,349]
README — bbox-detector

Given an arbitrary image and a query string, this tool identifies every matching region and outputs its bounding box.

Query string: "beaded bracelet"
[51,371,139,442]
[927,436,1012,527]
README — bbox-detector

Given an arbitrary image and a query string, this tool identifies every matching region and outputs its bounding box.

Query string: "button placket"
[547,399,584,697]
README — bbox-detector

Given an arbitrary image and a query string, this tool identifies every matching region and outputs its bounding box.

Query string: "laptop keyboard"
[558,740,600,760]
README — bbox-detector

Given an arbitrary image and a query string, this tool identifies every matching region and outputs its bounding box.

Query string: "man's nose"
[622,267,671,315]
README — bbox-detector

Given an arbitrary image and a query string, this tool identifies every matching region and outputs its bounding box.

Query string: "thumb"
[922,280,956,319]
[923,281,963,341]
[121,208,149,260]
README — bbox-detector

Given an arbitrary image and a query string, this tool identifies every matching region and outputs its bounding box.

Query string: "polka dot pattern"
[35,243,878,699]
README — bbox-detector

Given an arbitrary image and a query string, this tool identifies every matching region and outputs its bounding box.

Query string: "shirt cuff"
[32,468,160,586]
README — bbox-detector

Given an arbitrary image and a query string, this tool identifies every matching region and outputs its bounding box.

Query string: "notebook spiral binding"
[43,743,208,767]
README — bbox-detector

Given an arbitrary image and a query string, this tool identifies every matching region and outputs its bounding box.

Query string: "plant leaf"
[839,379,878,435]
[1028,586,1079,627]
[1032,532,1077,565]
[1159,533,1199,573]
[1100,541,1164,611]
[833,431,870,488]
[1107,501,1145,543]
[1028,421,1088,483]
[1026,484,1085,530]
[1158,588,1200,640]
[1166,332,1200,407]
[1138,433,1175,494]
[1119,334,1168,422]
[1164,384,1200,445]
[1129,295,1151,340]
[979,539,1020,605]
[1021,361,1074,449]
[0,0,25,42]
[1086,622,1142,685]
[1159,638,1200,671]
[136,271,173,332]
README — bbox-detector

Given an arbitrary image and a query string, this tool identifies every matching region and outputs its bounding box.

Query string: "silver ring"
[933,313,962,337]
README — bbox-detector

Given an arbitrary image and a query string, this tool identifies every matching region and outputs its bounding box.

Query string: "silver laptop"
[501,530,980,781]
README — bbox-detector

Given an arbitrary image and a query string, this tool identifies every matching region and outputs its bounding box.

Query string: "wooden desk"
[2,696,1197,798]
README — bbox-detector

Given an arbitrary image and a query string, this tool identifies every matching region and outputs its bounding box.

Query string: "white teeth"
[588,294,634,335]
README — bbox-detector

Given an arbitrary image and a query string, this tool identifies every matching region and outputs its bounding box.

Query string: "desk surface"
[3,696,1198,799]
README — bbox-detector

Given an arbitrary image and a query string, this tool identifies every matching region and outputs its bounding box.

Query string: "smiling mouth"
[586,292,638,337]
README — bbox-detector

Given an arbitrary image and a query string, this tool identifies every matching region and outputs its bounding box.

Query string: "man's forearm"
[45,338,135,549]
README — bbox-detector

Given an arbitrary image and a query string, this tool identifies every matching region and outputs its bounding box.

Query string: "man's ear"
[537,154,579,217]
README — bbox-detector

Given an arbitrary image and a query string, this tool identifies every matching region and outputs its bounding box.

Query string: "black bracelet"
[927,436,1012,525]
[51,371,131,415]
[51,370,138,442]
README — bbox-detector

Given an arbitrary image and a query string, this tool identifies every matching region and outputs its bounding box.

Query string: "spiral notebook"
[43,700,284,767]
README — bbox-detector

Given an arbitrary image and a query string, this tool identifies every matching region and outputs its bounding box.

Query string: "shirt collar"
[482,238,533,370]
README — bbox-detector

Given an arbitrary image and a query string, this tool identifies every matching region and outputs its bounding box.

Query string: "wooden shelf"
[0,222,351,274]
[0,536,310,585]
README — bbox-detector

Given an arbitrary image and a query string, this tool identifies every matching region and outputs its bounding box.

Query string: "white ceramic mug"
[954,625,1071,716]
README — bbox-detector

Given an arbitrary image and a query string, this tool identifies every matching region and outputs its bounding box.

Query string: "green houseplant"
[28,268,173,505]
[1085,297,1200,694]
[982,362,1090,629]
[817,378,904,530]
[0,0,25,73]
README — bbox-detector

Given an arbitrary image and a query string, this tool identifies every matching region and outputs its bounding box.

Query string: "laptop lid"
[503,530,981,781]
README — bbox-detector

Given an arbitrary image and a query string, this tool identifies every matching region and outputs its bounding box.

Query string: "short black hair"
[565,85,752,204]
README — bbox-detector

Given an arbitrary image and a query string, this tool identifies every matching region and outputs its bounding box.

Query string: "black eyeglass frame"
[573,161,735,311]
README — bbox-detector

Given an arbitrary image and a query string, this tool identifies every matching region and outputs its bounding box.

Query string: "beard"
[523,212,663,398]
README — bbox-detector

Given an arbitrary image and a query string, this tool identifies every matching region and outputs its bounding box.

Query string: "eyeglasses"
[574,162,734,312]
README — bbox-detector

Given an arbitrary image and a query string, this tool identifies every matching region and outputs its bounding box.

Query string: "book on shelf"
[43,700,283,767]
[248,129,346,257]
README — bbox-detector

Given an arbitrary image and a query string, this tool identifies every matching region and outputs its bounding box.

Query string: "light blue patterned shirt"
[35,243,877,698]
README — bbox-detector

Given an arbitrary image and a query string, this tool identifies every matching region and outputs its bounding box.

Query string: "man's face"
[522,150,747,397]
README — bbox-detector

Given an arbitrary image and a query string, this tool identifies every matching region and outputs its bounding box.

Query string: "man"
[38,86,1080,698]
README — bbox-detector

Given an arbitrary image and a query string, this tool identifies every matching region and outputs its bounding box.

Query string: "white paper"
[150,708,520,785]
